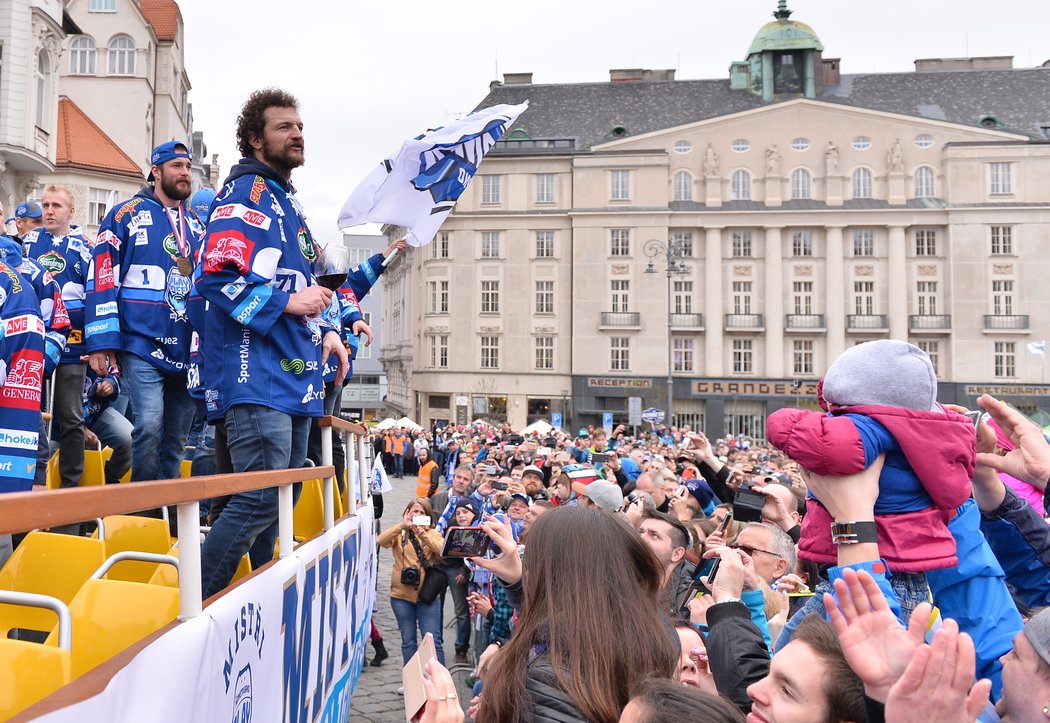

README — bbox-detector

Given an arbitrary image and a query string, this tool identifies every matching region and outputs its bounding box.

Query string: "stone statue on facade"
[887,139,904,173]
[825,141,839,175]
[703,143,720,177]
[765,144,781,176]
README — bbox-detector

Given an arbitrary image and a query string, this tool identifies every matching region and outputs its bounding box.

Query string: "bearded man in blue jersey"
[195,89,348,597]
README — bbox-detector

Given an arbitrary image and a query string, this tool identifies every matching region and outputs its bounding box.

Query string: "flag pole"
[382,247,399,267]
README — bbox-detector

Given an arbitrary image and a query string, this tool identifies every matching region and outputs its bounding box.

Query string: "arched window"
[69,36,96,75]
[790,168,811,200]
[35,51,49,129]
[852,167,872,199]
[731,169,751,200]
[914,166,935,198]
[108,35,136,75]
[672,170,693,201]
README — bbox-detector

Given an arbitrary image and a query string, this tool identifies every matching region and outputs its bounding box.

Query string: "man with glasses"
[732,522,797,586]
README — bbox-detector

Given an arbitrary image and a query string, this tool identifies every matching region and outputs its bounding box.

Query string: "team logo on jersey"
[37,251,65,275]
[0,351,44,410]
[249,176,266,204]
[96,254,115,291]
[205,232,254,275]
[280,358,306,375]
[166,266,192,320]
[162,233,180,259]
[114,198,143,222]
[297,227,315,261]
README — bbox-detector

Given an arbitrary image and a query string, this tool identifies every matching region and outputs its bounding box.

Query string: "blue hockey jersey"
[85,188,205,374]
[0,235,70,374]
[0,262,45,492]
[320,253,387,383]
[195,158,327,420]
[21,225,91,364]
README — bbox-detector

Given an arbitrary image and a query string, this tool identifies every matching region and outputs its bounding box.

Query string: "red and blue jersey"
[0,235,70,374]
[85,188,205,374]
[195,159,327,421]
[321,252,385,384]
[21,226,91,364]
[0,262,45,492]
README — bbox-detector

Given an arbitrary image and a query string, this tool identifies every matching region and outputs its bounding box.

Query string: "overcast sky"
[180,0,1050,240]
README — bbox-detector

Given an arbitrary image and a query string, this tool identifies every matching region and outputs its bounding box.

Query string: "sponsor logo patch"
[37,251,65,275]
[205,232,255,275]
[0,351,44,410]
[212,204,272,231]
[297,228,315,261]
[96,254,115,291]
[249,176,266,204]
[114,198,143,222]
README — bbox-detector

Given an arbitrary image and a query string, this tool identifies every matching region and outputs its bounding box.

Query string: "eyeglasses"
[730,543,783,559]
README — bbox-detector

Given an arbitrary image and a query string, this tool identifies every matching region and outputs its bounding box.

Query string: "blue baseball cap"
[190,188,216,219]
[150,140,191,167]
[6,201,42,223]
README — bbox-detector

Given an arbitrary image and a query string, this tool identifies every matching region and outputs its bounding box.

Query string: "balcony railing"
[785,314,826,330]
[724,313,764,330]
[909,314,952,331]
[847,314,888,331]
[600,311,641,327]
[983,315,1030,330]
[669,313,704,329]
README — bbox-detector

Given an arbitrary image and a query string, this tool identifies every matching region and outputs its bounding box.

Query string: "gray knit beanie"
[1024,606,1050,669]
[822,340,938,411]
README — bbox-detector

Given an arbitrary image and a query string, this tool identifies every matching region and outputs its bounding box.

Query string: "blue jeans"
[200,405,309,599]
[394,454,404,478]
[390,596,445,666]
[121,353,195,482]
[89,407,133,484]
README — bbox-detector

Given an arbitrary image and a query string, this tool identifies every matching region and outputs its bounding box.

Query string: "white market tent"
[521,420,553,436]
[375,417,398,431]
[396,416,424,431]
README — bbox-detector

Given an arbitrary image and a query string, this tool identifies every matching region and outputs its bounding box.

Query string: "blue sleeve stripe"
[362,262,377,285]
[0,454,36,480]
[231,284,273,325]
[85,318,121,337]
[120,288,168,302]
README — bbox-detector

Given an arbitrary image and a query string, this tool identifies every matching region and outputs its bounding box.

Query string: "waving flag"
[337,102,528,247]
[1028,340,1046,359]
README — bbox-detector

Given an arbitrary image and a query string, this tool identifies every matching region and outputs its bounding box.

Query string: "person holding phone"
[377,498,446,667]
[441,498,481,664]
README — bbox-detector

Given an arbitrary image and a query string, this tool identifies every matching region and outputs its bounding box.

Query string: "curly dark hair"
[235,88,300,158]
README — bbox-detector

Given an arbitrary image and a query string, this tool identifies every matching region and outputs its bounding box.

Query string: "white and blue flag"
[337,102,528,247]
[1027,340,1046,359]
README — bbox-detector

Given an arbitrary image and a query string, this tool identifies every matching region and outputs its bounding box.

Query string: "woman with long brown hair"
[476,506,677,722]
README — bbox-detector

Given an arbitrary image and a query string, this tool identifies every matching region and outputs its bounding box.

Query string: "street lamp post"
[645,238,689,429]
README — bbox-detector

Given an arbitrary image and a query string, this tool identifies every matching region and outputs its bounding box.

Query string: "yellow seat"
[96,516,172,583]
[0,638,72,718]
[148,544,251,587]
[100,448,132,483]
[44,449,107,489]
[0,532,106,639]
[293,478,325,541]
[46,578,179,679]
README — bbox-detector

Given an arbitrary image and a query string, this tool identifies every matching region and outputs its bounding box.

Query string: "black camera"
[400,566,421,587]
[732,487,766,523]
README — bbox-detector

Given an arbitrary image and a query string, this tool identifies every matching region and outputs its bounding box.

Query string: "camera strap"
[405,530,433,572]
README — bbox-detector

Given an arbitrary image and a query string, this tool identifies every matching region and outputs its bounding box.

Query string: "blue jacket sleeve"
[84,219,129,354]
[345,253,385,300]
[843,413,897,467]
[742,588,772,651]
[980,485,1050,607]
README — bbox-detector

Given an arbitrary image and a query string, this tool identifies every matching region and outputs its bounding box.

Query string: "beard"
[261,136,305,173]
[160,173,192,201]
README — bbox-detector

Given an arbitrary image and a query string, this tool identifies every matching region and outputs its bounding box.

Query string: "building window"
[611,279,630,312]
[535,230,554,258]
[792,340,814,375]
[89,0,116,10]
[994,341,1016,378]
[610,228,631,256]
[791,230,813,257]
[791,138,810,151]
[481,175,501,204]
[535,173,554,203]
[915,134,934,149]
[673,170,693,201]
[731,139,750,152]
[535,336,554,370]
[732,339,753,374]
[610,337,630,371]
[430,335,448,368]
[732,231,752,257]
[731,169,751,200]
[853,229,874,256]
[990,226,1013,255]
[990,163,1012,195]
[481,280,500,313]
[917,281,938,315]
[535,280,554,314]
[732,281,752,314]
[610,170,630,201]
[914,166,935,198]
[429,394,451,409]
[915,229,937,256]
[35,50,49,129]
[481,231,500,258]
[851,168,872,199]
[108,35,135,75]
[852,136,871,150]
[854,281,875,315]
[992,280,1014,315]
[428,280,449,314]
[792,281,813,314]
[87,188,111,225]
[69,36,97,75]
[481,336,500,369]
[670,231,693,257]
[674,140,693,154]
[673,337,694,373]
[673,280,693,314]
[790,168,812,200]
[917,340,940,376]
[431,232,450,259]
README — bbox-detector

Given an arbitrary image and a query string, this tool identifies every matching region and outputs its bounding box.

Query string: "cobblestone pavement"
[350,472,475,722]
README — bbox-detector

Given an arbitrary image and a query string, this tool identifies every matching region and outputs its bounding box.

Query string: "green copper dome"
[748,2,823,55]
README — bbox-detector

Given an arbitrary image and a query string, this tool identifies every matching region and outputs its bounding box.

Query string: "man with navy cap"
[85,140,204,487]
[6,201,42,240]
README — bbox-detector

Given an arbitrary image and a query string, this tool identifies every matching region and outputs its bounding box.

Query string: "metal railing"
[847,314,888,330]
[724,313,764,329]
[785,314,826,329]
[669,312,704,328]
[600,311,641,326]
[983,315,1030,330]
[909,314,952,330]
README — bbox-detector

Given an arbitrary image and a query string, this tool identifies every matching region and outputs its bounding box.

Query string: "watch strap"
[830,520,878,545]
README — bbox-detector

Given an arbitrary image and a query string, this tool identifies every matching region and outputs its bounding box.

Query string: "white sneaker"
[397,686,404,695]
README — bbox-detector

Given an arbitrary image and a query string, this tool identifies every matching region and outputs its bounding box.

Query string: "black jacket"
[665,559,697,619]
[524,658,588,722]
[705,599,770,713]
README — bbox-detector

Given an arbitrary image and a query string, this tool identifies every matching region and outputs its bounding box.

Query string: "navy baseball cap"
[190,188,216,218]
[150,140,191,167]
[6,201,42,223]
